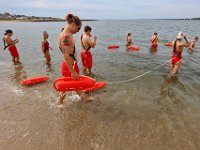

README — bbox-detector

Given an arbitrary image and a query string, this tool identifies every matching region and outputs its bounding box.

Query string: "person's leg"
[76,91,95,102]
[81,51,87,73]
[172,60,182,75]
[45,51,51,65]
[58,92,66,104]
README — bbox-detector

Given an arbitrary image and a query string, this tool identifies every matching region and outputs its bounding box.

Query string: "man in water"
[150,32,160,47]
[126,33,133,46]
[58,14,93,104]
[81,26,97,76]
[169,32,189,77]
[3,29,20,64]
[188,36,198,50]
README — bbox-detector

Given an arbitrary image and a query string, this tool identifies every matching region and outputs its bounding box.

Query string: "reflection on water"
[10,64,27,83]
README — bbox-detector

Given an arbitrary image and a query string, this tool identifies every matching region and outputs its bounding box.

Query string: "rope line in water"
[108,58,172,85]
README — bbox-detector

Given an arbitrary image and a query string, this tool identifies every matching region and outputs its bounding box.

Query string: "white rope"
[108,58,172,85]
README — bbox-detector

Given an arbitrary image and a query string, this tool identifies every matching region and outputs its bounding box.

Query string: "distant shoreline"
[0,19,98,22]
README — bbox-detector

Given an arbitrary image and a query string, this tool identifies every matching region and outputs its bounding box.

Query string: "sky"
[0,0,200,19]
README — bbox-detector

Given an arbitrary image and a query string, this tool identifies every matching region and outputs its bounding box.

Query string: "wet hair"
[4,29,13,35]
[65,14,82,27]
[84,26,92,32]
[154,32,157,35]
[127,33,131,36]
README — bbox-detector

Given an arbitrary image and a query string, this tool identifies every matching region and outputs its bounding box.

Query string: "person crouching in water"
[3,29,20,64]
[150,32,160,48]
[169,32,189,77]
[81,26,97,76]
[188,36,199,50]
[126,33,133,46]
[41,31,51,65]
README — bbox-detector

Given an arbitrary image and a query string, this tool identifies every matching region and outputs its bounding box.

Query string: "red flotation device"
[164,43,172,47]
[127,46,140,51]
[53,76,95,92]
[151,43,158,47]
[82,82,107,93]
[21,76,49,86]
[107,45,119,49]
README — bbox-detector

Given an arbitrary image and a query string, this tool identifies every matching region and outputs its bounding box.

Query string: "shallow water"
[0,20,200,150]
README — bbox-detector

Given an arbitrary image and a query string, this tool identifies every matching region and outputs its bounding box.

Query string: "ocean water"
[0,20,200,150]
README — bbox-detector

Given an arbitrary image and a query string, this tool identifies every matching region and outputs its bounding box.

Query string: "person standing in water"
[150,32,160,47]
[126,33,133,46]
[3,29,20,64]
[41,31,51,65]
[188,36,198,50]
[58,14,93,104]
[81,26,97,76]
[169,32,189,77]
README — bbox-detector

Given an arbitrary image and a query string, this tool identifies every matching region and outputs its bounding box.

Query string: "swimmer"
[169,32,189,77]
[126,33,133,46]
[3,29,20,64]
[80,26,97,76]
[150,32,160,47]
[41,31,51,65]
[58,13,94,104]
[188,36,198,50]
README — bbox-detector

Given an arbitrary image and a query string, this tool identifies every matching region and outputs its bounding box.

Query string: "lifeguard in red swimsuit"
[80,26,97,76]
[3,29,20,64]
[169,32,189,77]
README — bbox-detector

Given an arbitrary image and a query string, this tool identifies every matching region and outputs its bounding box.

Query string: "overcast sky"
[0,0,200,19]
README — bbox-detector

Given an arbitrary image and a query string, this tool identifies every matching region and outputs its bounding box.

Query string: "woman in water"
[169,32,189,77]
[41,31,51,65]
[126,33,133,46]
[3,29,20,64]
[150,32,160,47]
[58,14,93,104]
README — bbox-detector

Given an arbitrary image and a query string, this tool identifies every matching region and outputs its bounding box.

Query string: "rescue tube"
[151,43,158,47]
[82,82,107,93]
[21,76,49,86]
[164,43,172,47]
[107,45,119,49]
[127,46,140,51]
[53,76,95,92]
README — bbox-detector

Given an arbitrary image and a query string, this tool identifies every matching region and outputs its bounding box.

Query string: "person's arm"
[5,37,19,45]
[183,35,189,45]
[41,40,45,54]
[157,37,160,42]
[62,35,79,79]
[87,36,97,48]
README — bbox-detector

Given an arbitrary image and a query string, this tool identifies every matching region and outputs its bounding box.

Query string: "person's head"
[65,14,82,34]
[4,29,13,36]
[194,36,199,42]
[128,33,131,36]
[154,32,157,36]
[177,32,184,40]
[84,26,92,35]
[43,31,49,39]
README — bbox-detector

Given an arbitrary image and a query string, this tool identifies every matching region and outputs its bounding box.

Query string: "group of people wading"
[2,13,199,104]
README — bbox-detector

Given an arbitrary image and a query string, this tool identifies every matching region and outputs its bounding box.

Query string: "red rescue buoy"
[82,82,107,93]
[127,46,140,51]
[151,43,158,48]
[21,76,49,86]
[53,76,96,92]
[164,43,172,47]
[107,45,119,49]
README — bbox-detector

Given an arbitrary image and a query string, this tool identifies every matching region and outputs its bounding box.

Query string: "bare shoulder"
[62,33,72,46]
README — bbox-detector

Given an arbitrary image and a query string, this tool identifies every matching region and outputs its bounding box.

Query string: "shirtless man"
[188,36,198,50]
[3,29,20,64]
[81,26,97,76]
[169,32,189,77]
[58,14,93,104]
[126,33,133,46]
[150,32,160,48]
